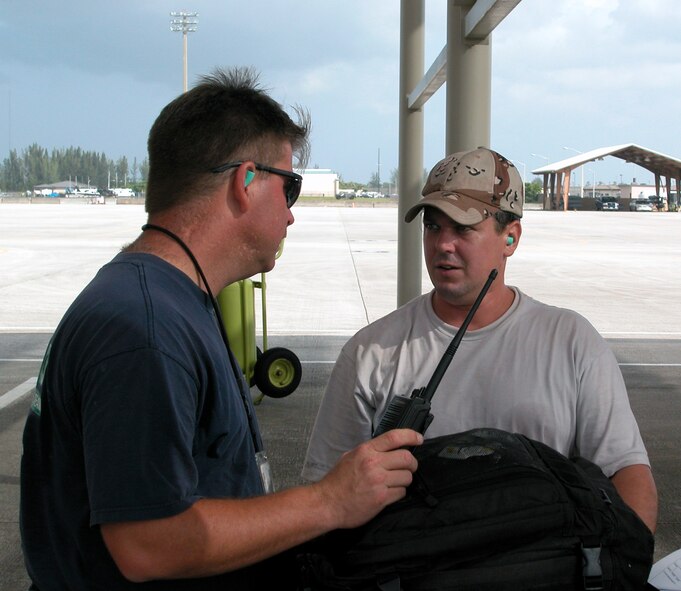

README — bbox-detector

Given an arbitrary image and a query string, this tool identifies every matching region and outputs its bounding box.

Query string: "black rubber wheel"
[248,347,263,387]
[254,347,302,398]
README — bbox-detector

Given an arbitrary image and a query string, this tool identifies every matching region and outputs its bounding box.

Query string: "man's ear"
[504,220,522,252]
[230,163,256,214]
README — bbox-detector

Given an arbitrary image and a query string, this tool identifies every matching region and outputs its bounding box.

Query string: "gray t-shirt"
[302,288,649,482]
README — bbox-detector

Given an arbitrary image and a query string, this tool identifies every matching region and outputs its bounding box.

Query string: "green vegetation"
[297,195,337,204]
[338,167,399,196]
[3,146,545,204]
[0,143,147,192]
[525,178,543,202]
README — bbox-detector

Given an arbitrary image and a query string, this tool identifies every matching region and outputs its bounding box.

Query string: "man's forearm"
[101,485,335,582]
[611,464,658,533]
[101,429,422,583]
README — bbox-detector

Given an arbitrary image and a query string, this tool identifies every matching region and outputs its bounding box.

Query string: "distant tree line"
[339,168,401,195]
[0,143,149,192]
[340,166,543,202]
[525,178,542,202]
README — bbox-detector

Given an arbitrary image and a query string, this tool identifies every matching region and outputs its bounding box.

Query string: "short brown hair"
[145,67,310,214]
[493,210,521,232]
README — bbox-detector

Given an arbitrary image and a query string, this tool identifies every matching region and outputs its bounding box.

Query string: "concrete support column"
[655,174,661,200]
[550,173,557,209]
[397,0,425,307]
[445,1,491,153]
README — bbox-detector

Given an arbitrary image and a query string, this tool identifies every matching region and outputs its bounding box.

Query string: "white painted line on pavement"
[0,377,37,410]
[304,361,681,367]
[619,363,681,367]
[0,359,42,362]
[300,361,336,365]
[603,332,681,338]
[0,327,56,332]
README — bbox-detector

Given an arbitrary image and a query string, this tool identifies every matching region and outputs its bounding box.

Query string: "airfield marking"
[0,377,36,410]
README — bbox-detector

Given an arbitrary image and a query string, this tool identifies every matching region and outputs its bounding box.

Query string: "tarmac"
[1,202,680,589]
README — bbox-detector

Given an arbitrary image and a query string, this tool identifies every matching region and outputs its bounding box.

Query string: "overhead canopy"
[33,181,77,190]
[531,144,681,177]
[530,144,681,210]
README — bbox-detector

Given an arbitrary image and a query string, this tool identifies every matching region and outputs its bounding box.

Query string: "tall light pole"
[531,153,550,209]
[586,168,596,199]
[2,84,11,155]
[531,152,550,164]
[377,148,381,192]
[562,146,584,199]
[170,11,198,93]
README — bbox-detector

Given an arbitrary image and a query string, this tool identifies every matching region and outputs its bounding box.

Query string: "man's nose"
[435,228,457,251]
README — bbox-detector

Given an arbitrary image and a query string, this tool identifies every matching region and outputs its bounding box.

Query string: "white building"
[620,184,667,201]
[298,168,339,197]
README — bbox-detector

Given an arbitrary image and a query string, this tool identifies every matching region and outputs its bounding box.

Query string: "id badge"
[255,450,274,494]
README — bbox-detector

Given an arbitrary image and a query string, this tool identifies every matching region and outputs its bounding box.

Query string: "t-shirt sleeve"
[301,345,375,482]
[81,347,201,525]
[574,341,650,477]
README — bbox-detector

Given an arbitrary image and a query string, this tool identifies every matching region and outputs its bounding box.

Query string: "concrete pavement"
[3,203,681,337]
[1,203,680,589]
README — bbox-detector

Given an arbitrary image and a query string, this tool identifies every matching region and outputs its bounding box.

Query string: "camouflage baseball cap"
[405,147,524,225]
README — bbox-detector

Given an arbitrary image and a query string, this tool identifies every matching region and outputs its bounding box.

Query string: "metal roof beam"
[407,0,521,110]
[464,0,522,39]
[408,45,447,110]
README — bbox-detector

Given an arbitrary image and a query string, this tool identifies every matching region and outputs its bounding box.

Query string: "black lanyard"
[141,223,262,452]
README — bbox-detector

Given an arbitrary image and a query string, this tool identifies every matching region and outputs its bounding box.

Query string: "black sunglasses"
[210,161,302,208]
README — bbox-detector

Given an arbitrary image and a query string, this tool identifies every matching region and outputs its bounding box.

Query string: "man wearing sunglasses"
[210,161,303,209]
[20,67,423,590]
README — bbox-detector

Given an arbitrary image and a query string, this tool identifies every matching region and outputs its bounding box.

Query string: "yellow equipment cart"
[216,244,302,404]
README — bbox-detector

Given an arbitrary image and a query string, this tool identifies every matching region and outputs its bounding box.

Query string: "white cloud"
[2,0,681,183]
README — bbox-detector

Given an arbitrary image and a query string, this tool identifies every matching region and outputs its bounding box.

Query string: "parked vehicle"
[629,198,653,212]
[649,195,666,210]
[559,195,582,210]
[112,188,135,198]
[596,196,619,211]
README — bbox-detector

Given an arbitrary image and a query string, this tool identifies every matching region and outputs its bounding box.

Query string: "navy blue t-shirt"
[20,253,272,590]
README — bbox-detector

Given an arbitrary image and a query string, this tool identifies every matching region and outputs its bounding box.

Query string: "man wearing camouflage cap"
[303,147,657,533]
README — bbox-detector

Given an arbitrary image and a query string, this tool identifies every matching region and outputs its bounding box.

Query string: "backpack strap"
[581,541,604,591]
[522,437,610,591]
[376,574,401,591]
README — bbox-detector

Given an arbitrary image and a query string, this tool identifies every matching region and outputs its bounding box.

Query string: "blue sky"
[1,0,680,186]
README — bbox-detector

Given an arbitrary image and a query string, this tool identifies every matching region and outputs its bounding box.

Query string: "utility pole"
[377,148,381,192]
[563,146,584,199]
[170,11,198,93]
[6,85,11,155]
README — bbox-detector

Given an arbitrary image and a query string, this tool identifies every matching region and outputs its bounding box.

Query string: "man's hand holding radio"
[313,428,423,530]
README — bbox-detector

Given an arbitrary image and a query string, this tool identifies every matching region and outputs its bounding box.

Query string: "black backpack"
[297,428,654,591]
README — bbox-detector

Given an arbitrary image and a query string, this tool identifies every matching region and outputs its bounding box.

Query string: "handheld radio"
[372,269,498,437]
